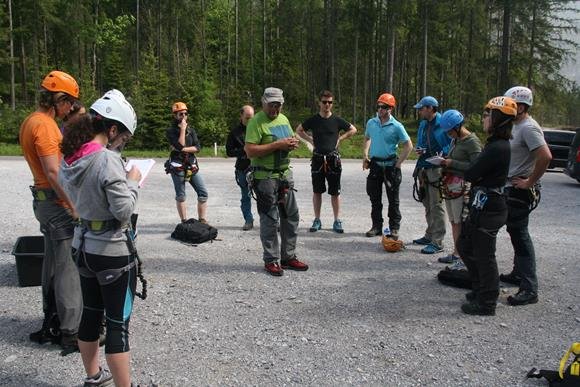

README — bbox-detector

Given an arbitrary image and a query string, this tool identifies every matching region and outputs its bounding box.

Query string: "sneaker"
[412,236,431,245]
[83,367,114,387]
[365,227,382,237]
[332,220,344,233]
[438,254,460,264]
[242,221,253,231]
[461,301,495,316]
[280,258,309,271]
[421,242,443,254]
[60,333,79,356]
[507,290,538,306]
[499,271,521,286]
[264,262,284,276]
[390,229,399,240]
[446,260,466,271]
[309,218,321,232]
[199,218,208,225]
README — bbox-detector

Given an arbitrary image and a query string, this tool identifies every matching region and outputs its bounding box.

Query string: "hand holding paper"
[125,159,156,187]
[426,155,445,166]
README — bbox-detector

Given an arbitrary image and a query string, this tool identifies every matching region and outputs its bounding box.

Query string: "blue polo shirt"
[365,115,410,167]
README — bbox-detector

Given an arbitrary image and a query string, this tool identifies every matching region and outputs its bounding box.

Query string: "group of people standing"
[18,68,550,385]
[217,86,550,319]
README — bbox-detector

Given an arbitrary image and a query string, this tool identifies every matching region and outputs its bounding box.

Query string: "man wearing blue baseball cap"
[412,96,451,254]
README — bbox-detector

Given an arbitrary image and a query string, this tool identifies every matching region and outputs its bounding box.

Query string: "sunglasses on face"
[320,100,333,105]
[267,102,282,109]
[377,105,391,110]
[178,112,188,116]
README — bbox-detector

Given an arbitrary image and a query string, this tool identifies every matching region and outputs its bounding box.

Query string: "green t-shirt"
[245,111,294,179]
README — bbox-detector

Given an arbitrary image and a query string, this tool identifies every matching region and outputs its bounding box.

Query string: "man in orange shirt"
[19,70,83,354]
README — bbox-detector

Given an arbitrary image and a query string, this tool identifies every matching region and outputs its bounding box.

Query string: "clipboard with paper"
[125,159,156,187]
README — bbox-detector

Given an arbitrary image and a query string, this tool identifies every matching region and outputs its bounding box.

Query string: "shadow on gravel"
[0,373,61,387]
[145,256,257,274]
[0,315,47,346]
[0,262,19,287]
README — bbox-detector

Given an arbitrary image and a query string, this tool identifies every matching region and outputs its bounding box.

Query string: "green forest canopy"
[1,0,579,150]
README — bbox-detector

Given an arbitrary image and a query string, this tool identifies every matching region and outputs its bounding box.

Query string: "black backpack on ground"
[171,218,218,244]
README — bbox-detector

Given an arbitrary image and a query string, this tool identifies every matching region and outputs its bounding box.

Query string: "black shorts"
[311,154,342,195]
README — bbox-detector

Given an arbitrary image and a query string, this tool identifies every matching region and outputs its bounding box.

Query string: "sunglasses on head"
[321,100,333,105]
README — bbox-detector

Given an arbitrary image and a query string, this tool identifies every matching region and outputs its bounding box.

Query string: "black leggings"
[77,252,136,354]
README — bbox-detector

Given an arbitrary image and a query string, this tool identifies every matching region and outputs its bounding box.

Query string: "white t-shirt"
[507,115,546,185]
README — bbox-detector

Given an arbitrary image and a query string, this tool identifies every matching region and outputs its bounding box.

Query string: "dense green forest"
[0,0,578,150]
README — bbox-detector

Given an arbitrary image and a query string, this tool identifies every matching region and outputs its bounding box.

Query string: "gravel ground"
[0,156,578,387]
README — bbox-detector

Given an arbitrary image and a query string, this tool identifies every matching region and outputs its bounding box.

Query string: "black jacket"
[226,122,251,171]
[166,121,201,164]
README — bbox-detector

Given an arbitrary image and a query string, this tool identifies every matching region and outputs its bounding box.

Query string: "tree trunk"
[8,0,15,110]
[136,0,140,77]
[526,1,537,88]
[235,0,239,85]
[263,0,267,87]
[421,0,428,96]
[499,0,511,92]
[19,15,28,106]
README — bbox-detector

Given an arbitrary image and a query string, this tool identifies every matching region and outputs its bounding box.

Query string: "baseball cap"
[262,87,284,104]
[414,96,439,109]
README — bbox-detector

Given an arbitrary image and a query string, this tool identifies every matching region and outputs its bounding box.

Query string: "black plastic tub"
[11,236,44,287]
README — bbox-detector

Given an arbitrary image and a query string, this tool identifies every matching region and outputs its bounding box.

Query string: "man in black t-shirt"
[296,90,357,233]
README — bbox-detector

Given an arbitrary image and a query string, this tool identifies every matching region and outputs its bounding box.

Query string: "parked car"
[564,128,580,183]
[542,128,575,169]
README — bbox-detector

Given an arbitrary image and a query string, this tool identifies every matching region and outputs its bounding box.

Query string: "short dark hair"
[38,90,56,109]
[489,109,514,140]
[319,90,333,100]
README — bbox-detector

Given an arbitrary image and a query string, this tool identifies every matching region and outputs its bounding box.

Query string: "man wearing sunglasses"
[166,102,209,224]
[363,93,413,239]
[296,90,357,233]
[19,70,83,353]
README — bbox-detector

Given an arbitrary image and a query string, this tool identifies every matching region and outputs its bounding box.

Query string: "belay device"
[526,342,580,386]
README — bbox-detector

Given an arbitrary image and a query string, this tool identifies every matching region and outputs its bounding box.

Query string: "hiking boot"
[365,227,382,237]
[242,221,253,231]
[332,219,344,233]
[499,271,521,286]
[199,218,208,225]
[413,236,431,245]
[29,328,61,345]
[264,262,284,276]
[309,218,321,232]
[465,291,476,301]
[421,242,443,254]
[281,258,309,271]
[438,254,459,264]
[83,367,114,387]
[461,301,495,316]
[60,332,79,356]
[507,290,538,306]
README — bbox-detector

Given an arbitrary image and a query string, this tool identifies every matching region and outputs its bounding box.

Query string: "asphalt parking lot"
[0,156,578,386]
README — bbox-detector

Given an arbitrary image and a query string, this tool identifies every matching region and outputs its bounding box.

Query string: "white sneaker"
[83,367,114,387]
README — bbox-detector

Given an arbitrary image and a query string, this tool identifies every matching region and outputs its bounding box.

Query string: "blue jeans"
[171,171,208,203]
[235,169,253,223]
[506,204,537,293]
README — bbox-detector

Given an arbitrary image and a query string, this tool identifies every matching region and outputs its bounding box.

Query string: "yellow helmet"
[485,96,517,117]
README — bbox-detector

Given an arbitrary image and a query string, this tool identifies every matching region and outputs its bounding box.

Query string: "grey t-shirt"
[507,116,545,186]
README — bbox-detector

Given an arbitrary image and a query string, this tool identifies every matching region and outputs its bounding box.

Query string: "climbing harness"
[76,218,147,300]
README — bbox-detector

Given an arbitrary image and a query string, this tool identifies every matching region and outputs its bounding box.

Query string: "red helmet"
[41,70,79,99]
[377,93,396,107]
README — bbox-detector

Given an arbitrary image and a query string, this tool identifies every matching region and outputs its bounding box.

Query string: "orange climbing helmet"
[377,93,396,107]
[41,70,79,99]
[172,102,188,113]
[485,96,517,117]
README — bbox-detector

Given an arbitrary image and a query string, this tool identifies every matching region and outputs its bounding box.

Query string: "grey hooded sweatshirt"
[59,147,139,257]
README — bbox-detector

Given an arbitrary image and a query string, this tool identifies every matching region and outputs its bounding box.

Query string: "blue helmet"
[439,109,464,132]
[414,96,439,109]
